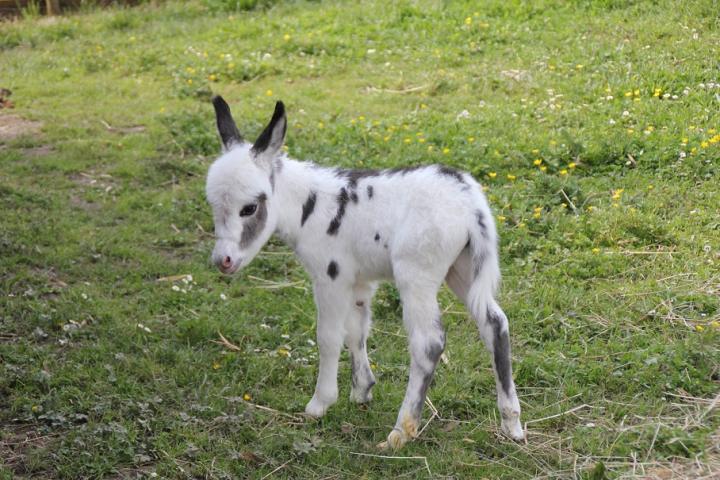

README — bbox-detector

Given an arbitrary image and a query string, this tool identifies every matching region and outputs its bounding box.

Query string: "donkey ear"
[212,95,243,151]
[251,101,286,164]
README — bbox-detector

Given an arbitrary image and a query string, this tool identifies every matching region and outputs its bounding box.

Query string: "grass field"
[1,0,719,478]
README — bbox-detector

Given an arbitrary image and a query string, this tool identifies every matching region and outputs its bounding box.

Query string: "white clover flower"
[220,293,227,301]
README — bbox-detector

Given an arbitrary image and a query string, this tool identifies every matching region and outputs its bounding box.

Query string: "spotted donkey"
[205,97,525,449]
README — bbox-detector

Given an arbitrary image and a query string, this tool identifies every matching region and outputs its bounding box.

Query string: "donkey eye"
[239,204,257,217]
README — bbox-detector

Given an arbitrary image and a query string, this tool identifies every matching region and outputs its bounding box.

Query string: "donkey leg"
[346,283,377,404]
[305,282,352,417]
[479,301,524,440]
[381,281,445,450]
[446,247,524,441]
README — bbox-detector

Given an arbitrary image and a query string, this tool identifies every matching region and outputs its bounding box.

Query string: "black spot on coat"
[300,191,317,226]
[437,165,466,184]
[327,260,339,280]
[327,188,349,235]
[367,185,374,199]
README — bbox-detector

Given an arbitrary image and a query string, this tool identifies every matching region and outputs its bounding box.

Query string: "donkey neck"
[272,157,342,247]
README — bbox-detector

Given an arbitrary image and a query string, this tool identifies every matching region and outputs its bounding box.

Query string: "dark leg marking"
[327,188,349,235]
[350,352,358,390]
[327,260,339,280]
[300,191,317,227]
[487,309,512,396]
[240,193,268,248]
[356,300,365,307]
[350,190,359,204]
[367,185,374,199]
[374,233,380,242]
[411,316,446,418]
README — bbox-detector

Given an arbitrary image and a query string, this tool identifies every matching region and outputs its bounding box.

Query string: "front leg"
[305,281,352,417]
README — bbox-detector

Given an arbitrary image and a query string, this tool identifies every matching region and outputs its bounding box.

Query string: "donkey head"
[205,96,286,274]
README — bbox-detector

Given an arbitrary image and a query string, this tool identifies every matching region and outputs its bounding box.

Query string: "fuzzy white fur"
[205,100,525,449]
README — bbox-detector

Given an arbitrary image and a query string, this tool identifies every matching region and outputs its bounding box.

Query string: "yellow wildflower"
[701,141,709,148]
[695,325,705,332]
[568,162,576,169]
[497,215,506,222]
[533,159,542,166]
[265,89,273,96]
[532,149,540,154]
[488,172,497,179]
[243,393,252,401]
[427,145,434,152]
[318,122,324,129]
[208,74,217,82]
[464,17,472,25]
[540,165,547,172]
[592,248,600,254]
[404,138,412,144]
[443,147,450,155]
[468,137,475,143]
[212,362,221,370]
[383,136,390,142]
[559,169,568,176]
[506,174,516,181]
[283,33,291,41]
[187,79,193,85]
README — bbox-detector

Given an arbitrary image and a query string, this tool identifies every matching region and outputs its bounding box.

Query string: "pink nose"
[221,256,232,269]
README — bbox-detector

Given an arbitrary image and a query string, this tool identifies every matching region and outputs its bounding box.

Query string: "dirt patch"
[22,145,54,157]
[0,114,42,142]
[0,423,59,476]
[70,194,101,212]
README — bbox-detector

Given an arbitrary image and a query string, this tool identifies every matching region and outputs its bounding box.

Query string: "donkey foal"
[205,97,525,449]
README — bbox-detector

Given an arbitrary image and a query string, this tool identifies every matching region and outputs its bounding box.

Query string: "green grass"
[1,1,719,478]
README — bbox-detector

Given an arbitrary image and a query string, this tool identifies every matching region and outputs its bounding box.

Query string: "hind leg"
[345,283,377,404]
[447,250,524,441]
[480,301,524,440]
[381,272,445,450]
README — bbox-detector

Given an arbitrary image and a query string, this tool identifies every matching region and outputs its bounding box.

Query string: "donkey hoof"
[501,417,525,441]
[304,396,333,418]
[378,428,408,451]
